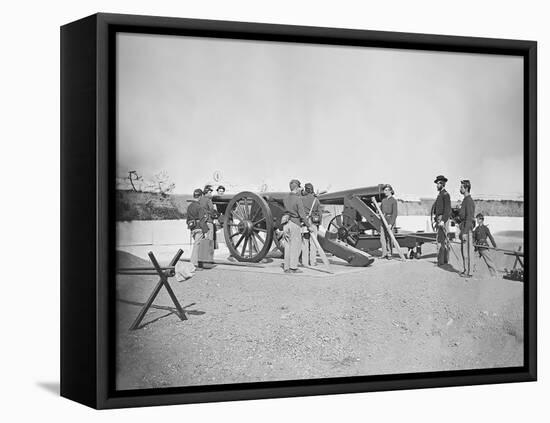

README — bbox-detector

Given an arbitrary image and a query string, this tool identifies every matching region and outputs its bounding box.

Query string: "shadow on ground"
[36,381,59,396]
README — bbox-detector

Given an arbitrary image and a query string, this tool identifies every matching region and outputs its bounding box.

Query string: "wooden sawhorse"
[117,249,187,330]
[504,246,524,281]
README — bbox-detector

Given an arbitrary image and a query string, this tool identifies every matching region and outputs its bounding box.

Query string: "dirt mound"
[116,190,191,221]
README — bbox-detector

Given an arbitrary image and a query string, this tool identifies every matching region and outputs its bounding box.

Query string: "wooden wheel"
[223,191,274,262]
[327,214,361,246]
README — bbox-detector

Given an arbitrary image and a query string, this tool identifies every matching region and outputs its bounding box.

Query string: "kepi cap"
[383,184,394,194]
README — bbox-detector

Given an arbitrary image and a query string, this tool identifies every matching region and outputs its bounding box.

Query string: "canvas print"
[115,32,524,390]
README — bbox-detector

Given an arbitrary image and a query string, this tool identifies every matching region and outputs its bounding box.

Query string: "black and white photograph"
[114,31,526,391]
[3,0,547,418]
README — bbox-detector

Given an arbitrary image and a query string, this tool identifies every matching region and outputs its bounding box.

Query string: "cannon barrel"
[318,185,385,205]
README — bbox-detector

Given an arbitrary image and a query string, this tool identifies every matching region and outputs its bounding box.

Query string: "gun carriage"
[213,185,443,266]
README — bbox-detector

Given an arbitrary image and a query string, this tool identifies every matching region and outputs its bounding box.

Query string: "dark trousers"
[478,248,497,277]
[380,226,393,257]
[461,230,473,275]
[436,222,449,265]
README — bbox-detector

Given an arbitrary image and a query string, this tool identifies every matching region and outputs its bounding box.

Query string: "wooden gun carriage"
[213,185,444,266]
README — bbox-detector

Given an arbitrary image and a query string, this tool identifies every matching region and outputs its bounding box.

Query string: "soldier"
[199,184,217,241]
[380,184,398,260]
[282,179,314,273]
[474,213,498,277]
[301,182,321,267]
[216,185,226,196]
[432,175,452,266]
[186,189,209,267]
[458,179,475,278]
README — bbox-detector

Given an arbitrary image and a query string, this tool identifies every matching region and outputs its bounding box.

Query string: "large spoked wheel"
[327,214,361,247]
[223,191,274,262]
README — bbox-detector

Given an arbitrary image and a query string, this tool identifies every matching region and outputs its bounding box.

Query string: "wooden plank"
[303,264,334,274]
[305,195,332,271]
[178,257,265,268]
[148,252,187,323]
[309,231,331,269]
[117,266,175,272]
[128,250,185,331]
[476,244,524,256]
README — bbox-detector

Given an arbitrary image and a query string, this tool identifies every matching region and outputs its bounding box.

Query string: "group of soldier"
[185,179,323,273]
[279,179,322,273]
[432,175,498,278]
[186,184,225,267]
[279,174,499,278]
[185,176,499,278]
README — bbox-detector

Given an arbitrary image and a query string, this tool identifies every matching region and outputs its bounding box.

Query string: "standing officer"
[282,179,313,273]
[199,184,220,260]
[432,175,452,266]
[213,185,226,241]
[301,182,321,267]
[186,189,209,266]
[379,184,398,259]
[458,179,475,278]
[199,184,217,241]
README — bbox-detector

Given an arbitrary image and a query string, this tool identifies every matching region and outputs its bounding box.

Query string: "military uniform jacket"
[474,224,496,250]
[459,195,476,232]
[198,196,216,222]
[380,196,398,226]
[301,193,320,220]
[283,192,308,226]
[187,201,209,233]
[432,189,451,223]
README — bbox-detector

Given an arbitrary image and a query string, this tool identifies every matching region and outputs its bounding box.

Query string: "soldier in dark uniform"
[432,175,452,266]
[199,184,217,242]
[301,182,321,266]
[458,179,475,277]
[380,184,397,260]
[474,213,498,277]
[213,185,226,242]
[186,189,209,266]
[282,179,314,273]
[380,184,398,259]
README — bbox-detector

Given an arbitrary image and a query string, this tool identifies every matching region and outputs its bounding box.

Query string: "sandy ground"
[115,237,524,390]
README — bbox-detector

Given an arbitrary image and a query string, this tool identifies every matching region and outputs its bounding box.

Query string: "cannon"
[322,184,444,259]
[213,185,444,265]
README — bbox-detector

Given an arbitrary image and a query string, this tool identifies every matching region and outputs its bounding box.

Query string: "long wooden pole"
[371,197,406,261]
[306,196,331,269]
[309,232,331,268]
[440,224,461,262]
[473,244,524,255]
[304,263,334,274]
[178,256,265,268]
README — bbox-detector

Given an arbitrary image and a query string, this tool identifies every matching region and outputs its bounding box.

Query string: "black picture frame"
[60,12,537,409]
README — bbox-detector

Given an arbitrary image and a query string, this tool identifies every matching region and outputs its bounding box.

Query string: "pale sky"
[116,33,523,200]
